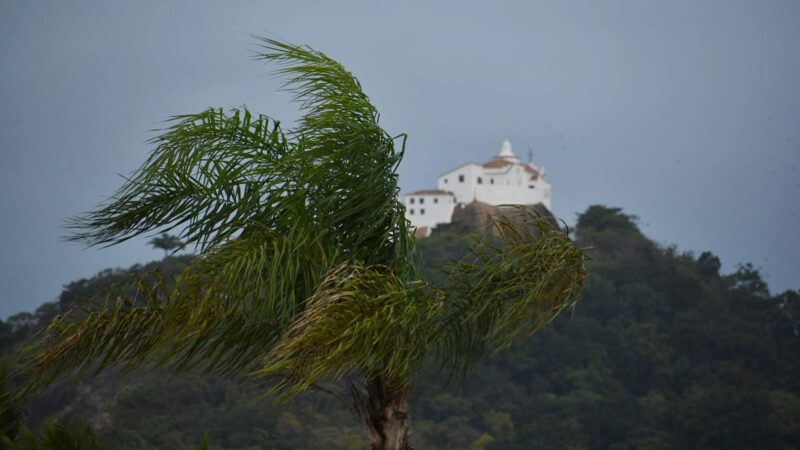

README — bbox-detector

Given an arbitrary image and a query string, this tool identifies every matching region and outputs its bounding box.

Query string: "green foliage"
[437,212,587,373]
[3,420,102,450]
[148,233,185,255]
[24,39,417,395]
[14,39,586,449]
[3,204,799,448]
[472,432,495,450]
[576,205,639,234]
[257,263,432,398]
[1,368,24,442]
[256,212,587,398]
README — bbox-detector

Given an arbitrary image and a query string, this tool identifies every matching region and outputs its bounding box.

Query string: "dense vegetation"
[12,41,585,450]
[3,205,798,449]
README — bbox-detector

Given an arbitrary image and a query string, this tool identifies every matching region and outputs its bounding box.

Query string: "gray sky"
[1,0,798,318]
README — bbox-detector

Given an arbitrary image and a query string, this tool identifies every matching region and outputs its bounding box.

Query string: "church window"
[420,208,425,215]
[490,178,494,184]
[528,185,535,189]
[409,209,414,215]
[458,174,464,182]
[433,198,438,204]
[409,198,415,204]
[444,178,448,183]
[419,198,425,204]
[477,177,483,184]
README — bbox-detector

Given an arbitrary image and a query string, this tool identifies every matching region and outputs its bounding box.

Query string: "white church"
[403,140,552,236]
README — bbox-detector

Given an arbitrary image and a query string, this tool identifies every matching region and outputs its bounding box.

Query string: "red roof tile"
[482,159,513,168]
[409,189,454,196]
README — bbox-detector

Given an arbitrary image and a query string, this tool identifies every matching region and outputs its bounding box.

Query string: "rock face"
[413,227,429,239]
[450,201,497,234]
[448,201,556,235]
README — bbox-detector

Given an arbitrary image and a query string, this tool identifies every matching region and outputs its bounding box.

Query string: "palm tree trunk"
[352,376,413,450]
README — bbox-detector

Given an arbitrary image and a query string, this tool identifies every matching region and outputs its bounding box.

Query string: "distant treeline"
[2,205,798,449]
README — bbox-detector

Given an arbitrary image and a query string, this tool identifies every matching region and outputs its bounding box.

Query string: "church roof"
[483,159,541,180]
[482,159,513,168]
[436,140,546,180]
[524,165,540,180]
[408,189,454,196]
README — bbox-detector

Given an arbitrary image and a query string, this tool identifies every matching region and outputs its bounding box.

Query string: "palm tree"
[148,232,185,257]
[19,39,587,449]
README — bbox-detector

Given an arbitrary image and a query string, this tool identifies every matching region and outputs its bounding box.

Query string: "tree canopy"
[3,204,798,449]
[147,233,185,256]
[11,39,587,449]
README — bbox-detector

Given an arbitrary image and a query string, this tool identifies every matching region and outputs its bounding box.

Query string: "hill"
[2,205,798,449]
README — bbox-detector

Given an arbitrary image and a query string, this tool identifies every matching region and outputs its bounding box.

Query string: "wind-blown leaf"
[435,209,588,373]
[255,263,431,400]
[20,41,586,447]
[66,108,291,250]
[255,38,415,275]
[24,39,418,397]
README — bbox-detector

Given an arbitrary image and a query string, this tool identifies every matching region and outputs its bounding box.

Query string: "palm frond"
[23,274,170,392]
[436,209,588,372]
[255,38,415,274]
[254,38,379,133]
[255,263,431,400]
[29,39,422,398]
[70,40,414,273]
[24,40,587,425]
[66,107,291,249]
[16,420,102,450]
[23,227,340,388]
[162,228,339,375]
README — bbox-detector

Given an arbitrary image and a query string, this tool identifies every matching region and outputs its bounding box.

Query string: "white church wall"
[403,192,456,232]
[482,169,510,186]
[437,163,482,204]
[542,182,552,209]
[475,185,531,205]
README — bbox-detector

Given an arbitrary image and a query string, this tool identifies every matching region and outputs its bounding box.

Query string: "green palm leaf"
[67,108,290,250]
[436,209,587,373]
[256,263,431,399]
[18,38,587,449]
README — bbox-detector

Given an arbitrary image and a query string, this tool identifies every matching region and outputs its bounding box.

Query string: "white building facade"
[403,140,552,235]
[403,190,457,236]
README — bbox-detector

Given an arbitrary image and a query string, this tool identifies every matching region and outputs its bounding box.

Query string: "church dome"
[499,139,513,157]
[497,139,520,163]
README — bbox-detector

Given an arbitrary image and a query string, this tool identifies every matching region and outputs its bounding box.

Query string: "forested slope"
[2,205,798,449]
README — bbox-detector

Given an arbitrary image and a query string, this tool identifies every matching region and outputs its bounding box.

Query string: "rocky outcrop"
[448,201,556,235]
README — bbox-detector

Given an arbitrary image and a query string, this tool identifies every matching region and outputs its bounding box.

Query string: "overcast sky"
[1,0,798,318]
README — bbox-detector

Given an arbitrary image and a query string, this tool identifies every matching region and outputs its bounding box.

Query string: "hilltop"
[2,205,798,449]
